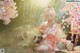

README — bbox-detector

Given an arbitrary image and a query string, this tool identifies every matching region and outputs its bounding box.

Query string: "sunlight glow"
[32,0,50,7]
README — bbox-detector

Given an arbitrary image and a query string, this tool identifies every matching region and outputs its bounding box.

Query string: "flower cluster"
[63,2,80,26]
[0,0,18,25]
[63,2,80,17]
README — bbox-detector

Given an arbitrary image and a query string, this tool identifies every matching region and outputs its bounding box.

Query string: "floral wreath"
[0,0,18,25]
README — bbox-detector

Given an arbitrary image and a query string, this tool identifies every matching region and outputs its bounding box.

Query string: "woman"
[35,4,61,51]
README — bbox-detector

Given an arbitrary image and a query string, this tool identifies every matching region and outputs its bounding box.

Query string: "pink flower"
[4,0,14,5]
[0,0,18,25]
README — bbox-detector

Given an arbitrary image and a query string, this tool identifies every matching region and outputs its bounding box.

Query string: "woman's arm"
[38,22,47,33]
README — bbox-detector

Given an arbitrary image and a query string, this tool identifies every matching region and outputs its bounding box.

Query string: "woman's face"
[45,14,54,22]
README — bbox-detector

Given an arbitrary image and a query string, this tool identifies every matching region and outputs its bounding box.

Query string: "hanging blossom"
[63,2,80,16]
[0,0,18,25]
[63,2,80,25]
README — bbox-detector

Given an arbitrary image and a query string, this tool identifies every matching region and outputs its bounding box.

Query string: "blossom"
[0,0,18,25]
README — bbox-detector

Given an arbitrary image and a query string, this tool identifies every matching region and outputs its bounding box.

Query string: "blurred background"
[0,0,76,53]
[0,0,67,48]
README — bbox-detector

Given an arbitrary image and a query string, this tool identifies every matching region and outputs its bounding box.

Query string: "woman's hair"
[43,6,56,19]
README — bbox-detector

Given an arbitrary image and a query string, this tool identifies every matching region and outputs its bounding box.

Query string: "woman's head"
[44,7,56,22]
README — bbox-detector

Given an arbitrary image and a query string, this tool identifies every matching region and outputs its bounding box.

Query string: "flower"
[0,0,18,25]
